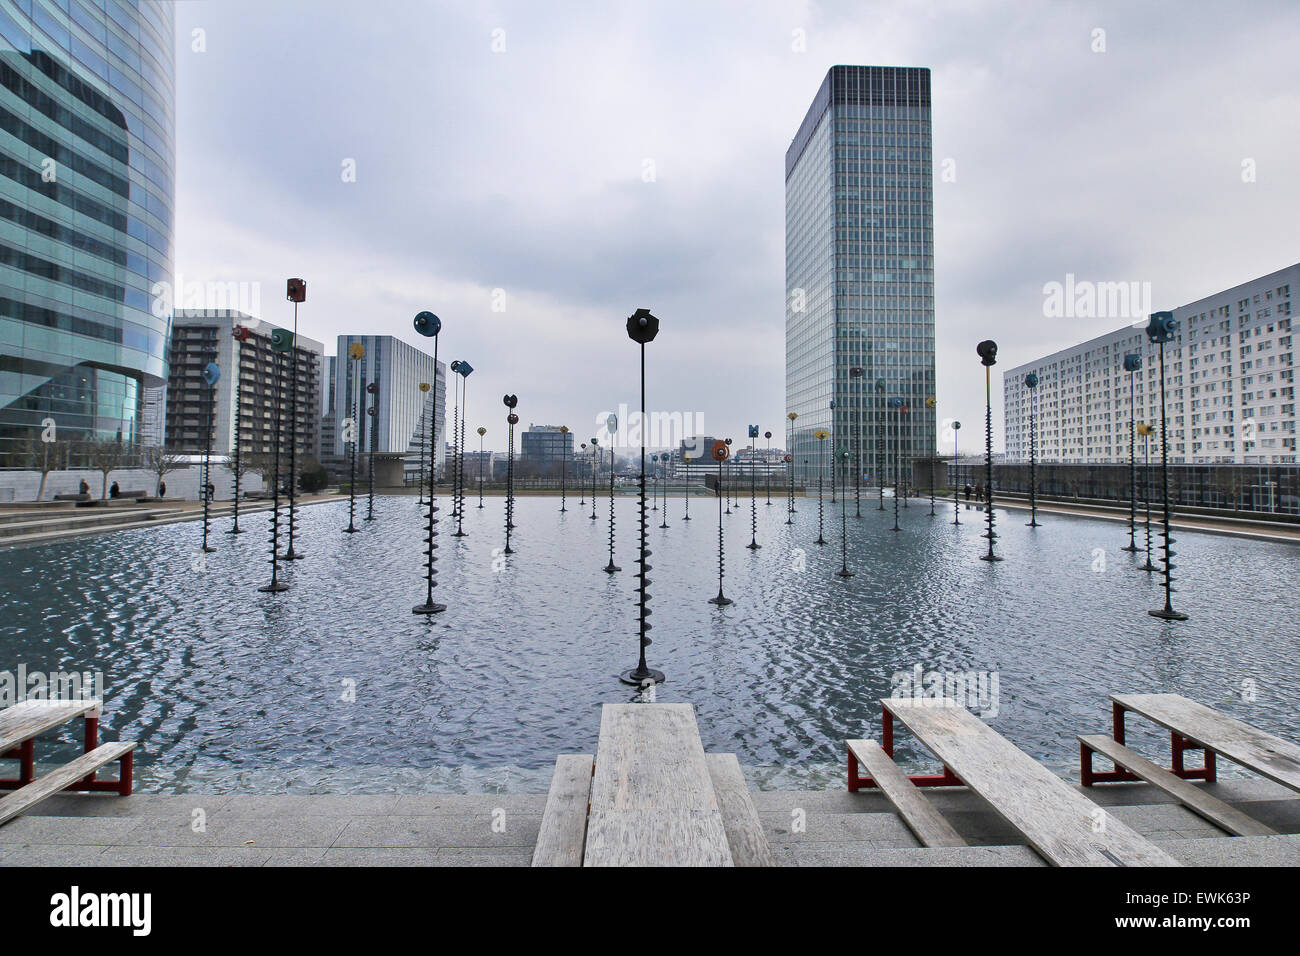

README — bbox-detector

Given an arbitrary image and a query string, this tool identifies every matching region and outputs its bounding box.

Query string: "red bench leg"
[118,749,133,796]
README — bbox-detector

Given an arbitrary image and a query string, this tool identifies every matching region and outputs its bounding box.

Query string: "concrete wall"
[0,466,265,503]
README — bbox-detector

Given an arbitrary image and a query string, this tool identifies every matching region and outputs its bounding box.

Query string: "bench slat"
[846,739,966,847]
[0,700,99,753]
[531,754,592,867]
[1113,693,1300,793]
[705,753,776,866]
[1080,734,1276,837]
[884,698,1179,867]
[0,742,134,827]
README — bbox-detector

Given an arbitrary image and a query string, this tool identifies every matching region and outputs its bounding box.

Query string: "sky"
[171,0,1300,453]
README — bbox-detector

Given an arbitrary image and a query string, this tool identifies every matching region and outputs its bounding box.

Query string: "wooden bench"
[846,738,966,847]
[705,753,776,866]
[0,700,134,824]
[52,493,90,502]
[1083,693,1300,795]
[583,703,734,866]
[532,754,592,866]
[1078,734,1275,837]
[873,698,1179,866]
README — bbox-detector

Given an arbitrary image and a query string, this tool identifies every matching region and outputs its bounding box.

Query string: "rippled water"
[2,490,1298,793]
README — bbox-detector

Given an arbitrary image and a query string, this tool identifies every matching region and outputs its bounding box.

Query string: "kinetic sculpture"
[412,311,445,615]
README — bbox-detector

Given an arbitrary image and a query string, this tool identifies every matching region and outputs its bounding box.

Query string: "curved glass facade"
[0,0,174,464]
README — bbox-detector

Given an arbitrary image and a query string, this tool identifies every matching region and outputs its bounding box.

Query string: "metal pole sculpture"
[603,414,619,572]
[621,308,664,685]
[708,439,731,606]
[658,454,669,530]
[477,426,486,508]
[876,379,887,510]
[952,421,962,525]
[888,398,903,532]
[1145,312,1187,620]
[977,340,1002,562]
[559,425,569,512]
[1024,373,1040,528]
[590,438,600,520]
[200,361,220,554]
[412,311,445,614]
[925,396,937,517]
[782,453,793,523]
[899,401,909,510]
[724,439,733,515]
[1122,353,1142,550]
[417,391,428,508]
[453,362,473,536]
[365,380,379,521]
[448,364,462,520]
[651,454,658,511]
[764,430,772,505]
[579,441,586,507]
[829,399,836,504]
[1137,423,1157,572]
[682,454,692,520]
[786,411,798,517]
[259,331,293,594]
[849,367,865,518]
[747,425,760,549]
[814,428,828,545]
[344,342,364,532]
[282,278,306,560]
[504,395,519,554]
[837,449,853,578]
[228,324,251,534]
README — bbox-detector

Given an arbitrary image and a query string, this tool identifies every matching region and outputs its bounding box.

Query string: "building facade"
[1005,264,1297,465]
[0,1,175,465]
[166,310,324,458]
[785,65,937,486]
[519,424,572,477]
[334,334,445,480]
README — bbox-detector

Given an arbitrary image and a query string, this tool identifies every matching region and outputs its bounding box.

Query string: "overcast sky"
[171,0,1300,453]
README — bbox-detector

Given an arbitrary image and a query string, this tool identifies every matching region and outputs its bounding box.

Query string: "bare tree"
[84,438,127,499]
[140,445,186,497]
[16,435,66,501]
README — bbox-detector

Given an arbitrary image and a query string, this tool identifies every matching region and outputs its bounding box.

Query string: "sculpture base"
[1149,608,1188,621]
[747,541,761,549]
[201,545,217,554]
[258,581,289,594]
[619,667,666,686]
[1140,561,1158,572]
[708,593,732,606]
[226,528,245,535]
[278,551,304,560]
[412,602,447,615]
[343,526,360,533]
[837,568,855,578]
[604,563,621,573]
[979,553,1004,562]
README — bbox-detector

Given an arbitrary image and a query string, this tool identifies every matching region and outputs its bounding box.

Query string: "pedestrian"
[963,482,972,508]
[158,480,166,499]
[205,481,215,502]
[109,480,120,499]
[78,478,90,496]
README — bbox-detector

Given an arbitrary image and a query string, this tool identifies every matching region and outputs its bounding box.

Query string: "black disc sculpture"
[1122,352,1142,550]
[477,426,486,508]
[747,425,760,549]
[977,340,1002,562]
[412,311,445,614]
[837,449,853,578]
[590,438,600,520]
[409,313,446,613]
[559,425,569,512]
[504,395,518,555]
[603,414,619,572]
[1138,424,1157,572]
[1146,312,1187,620]
[200,360,219,554]
[764,430,773,506]
[282,278,306,560]
[453,361,473,536]
[448,362,463,524]
[579,441,586,507]
[888,398,903,532]
[682,454,692,520]
[620,307,665,685]
[786,411,797,518]
[708,439,732,606]
[658,454,669,529]
[259,329,293,593]
[228,324,250,534]
[1024,373,1040,528]
[344,342,364,532]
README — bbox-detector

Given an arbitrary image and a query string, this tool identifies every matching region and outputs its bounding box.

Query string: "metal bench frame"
[0,709,132,795]
[1080,699,1216,787]
[847,705,962,790]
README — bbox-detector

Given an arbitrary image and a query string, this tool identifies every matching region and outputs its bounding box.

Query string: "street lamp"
[1145,311,1187,620]
[976,340,1002,562]
[412,311,445,615]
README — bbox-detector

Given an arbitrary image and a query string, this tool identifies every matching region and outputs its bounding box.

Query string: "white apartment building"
[1005,264,1297,465]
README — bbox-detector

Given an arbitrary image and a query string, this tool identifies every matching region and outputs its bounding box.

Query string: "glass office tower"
[785,66,936,489]
[0,1,175,465]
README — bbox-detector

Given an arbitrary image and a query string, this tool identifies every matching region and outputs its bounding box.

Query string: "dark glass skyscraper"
[785,66,936,489]
[0,1,175,464]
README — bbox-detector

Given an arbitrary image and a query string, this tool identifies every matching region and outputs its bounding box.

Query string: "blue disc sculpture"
[412,311,445,615]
